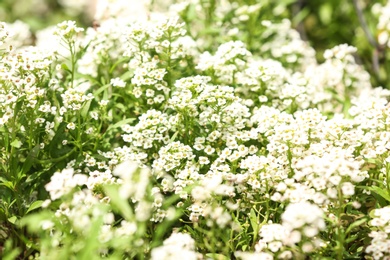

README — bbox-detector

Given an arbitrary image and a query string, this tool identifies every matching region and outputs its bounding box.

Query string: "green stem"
[68,42,76,88]
[335,187,345,260]
[35,148,76,164]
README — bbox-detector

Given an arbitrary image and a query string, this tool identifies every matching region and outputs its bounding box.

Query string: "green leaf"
[0,180,15,191]
[104,185,133,220]
[170,131,180,142]
[21,145,40,176]
[345,217,368,235]
[61,63,72,74]
[249,208,258,233]
[106,118,136,132]
[26,200,43,214]
[3,127,9,149]
[249,208,260,245]
[205,253,229,260]
[80,99,92,119]
[93,84,111,97]
[47,122,66,156]
[278,0,296,6]
[2,240,21,260]
[10,139,22,148]
[8,216,17,224]
[364,186,390,202]
[77,216,103,260]
[319,3,333,25]
[152,210,183,248]
[345,234,360,244]
[110,57,130,74]
[292,7,310,26]
[20,211,53,232]
[120,70,134,81]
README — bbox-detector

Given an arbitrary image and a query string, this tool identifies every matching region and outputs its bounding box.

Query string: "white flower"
[45,168,87,200]
[198,156,210,165]
[281,202,325,245]
[110,77,126,88]
[67,122,76,130]
[151,233,198,260]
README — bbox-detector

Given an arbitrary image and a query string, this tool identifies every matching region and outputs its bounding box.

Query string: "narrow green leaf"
[292,7,310,26]
[2,240,21,260]
[345,234,360,244]
[249,208,258,233]
[364,186,390,202]
[21,145,40,176]
[345,217,368,235]
[61,63,72,73]
[279,0,296,6]
[104,185,133,220]
[170,131,180,142]
[61,63,69,71]
[205,253,229,260]
[319,3,333,25]
[78,216,103,260]
[93,84,111,97]
[120,70,134,81]
[26,200,43,214]
[106,118,136,132]
[110,57,129,74]
[0,180,15,191]
[80,99,92,119]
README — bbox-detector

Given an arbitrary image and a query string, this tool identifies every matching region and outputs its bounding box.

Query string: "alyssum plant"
[2,0,390,259]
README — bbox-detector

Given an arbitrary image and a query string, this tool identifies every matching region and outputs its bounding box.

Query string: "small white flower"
[198,156,210,165]
[67,122,76,130]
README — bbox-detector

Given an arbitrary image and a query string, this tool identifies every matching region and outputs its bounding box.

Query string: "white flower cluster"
[0,46,54,129]
[255,224,290,256]
[119,15,192,111]
[61,82,94,112]
[122,109,171,158]
[153,141,195,173]
[78,18,129,77]
[373,1,390,47]
[0,22,10,48]
[45,168,87,200]
[113,160,150,202]
[367,206,390,259]
[0,20,31,50]
[151,232,198,260]
[94,0,149,22]
[42,161,161,255]
[197,41,252,84]
[256,202,325,255]
[54,20,84,41]
[260,19,316,69]
[281,202,325,244]
[196,39,370,113]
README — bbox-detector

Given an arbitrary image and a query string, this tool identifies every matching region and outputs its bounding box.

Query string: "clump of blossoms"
[151,232,199,260]
[259,19,317,69]
[254,202,326,257]
[373,1,390,47]
[367,206,390,259]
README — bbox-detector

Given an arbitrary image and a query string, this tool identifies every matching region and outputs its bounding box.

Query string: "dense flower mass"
[2,0,390,259]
